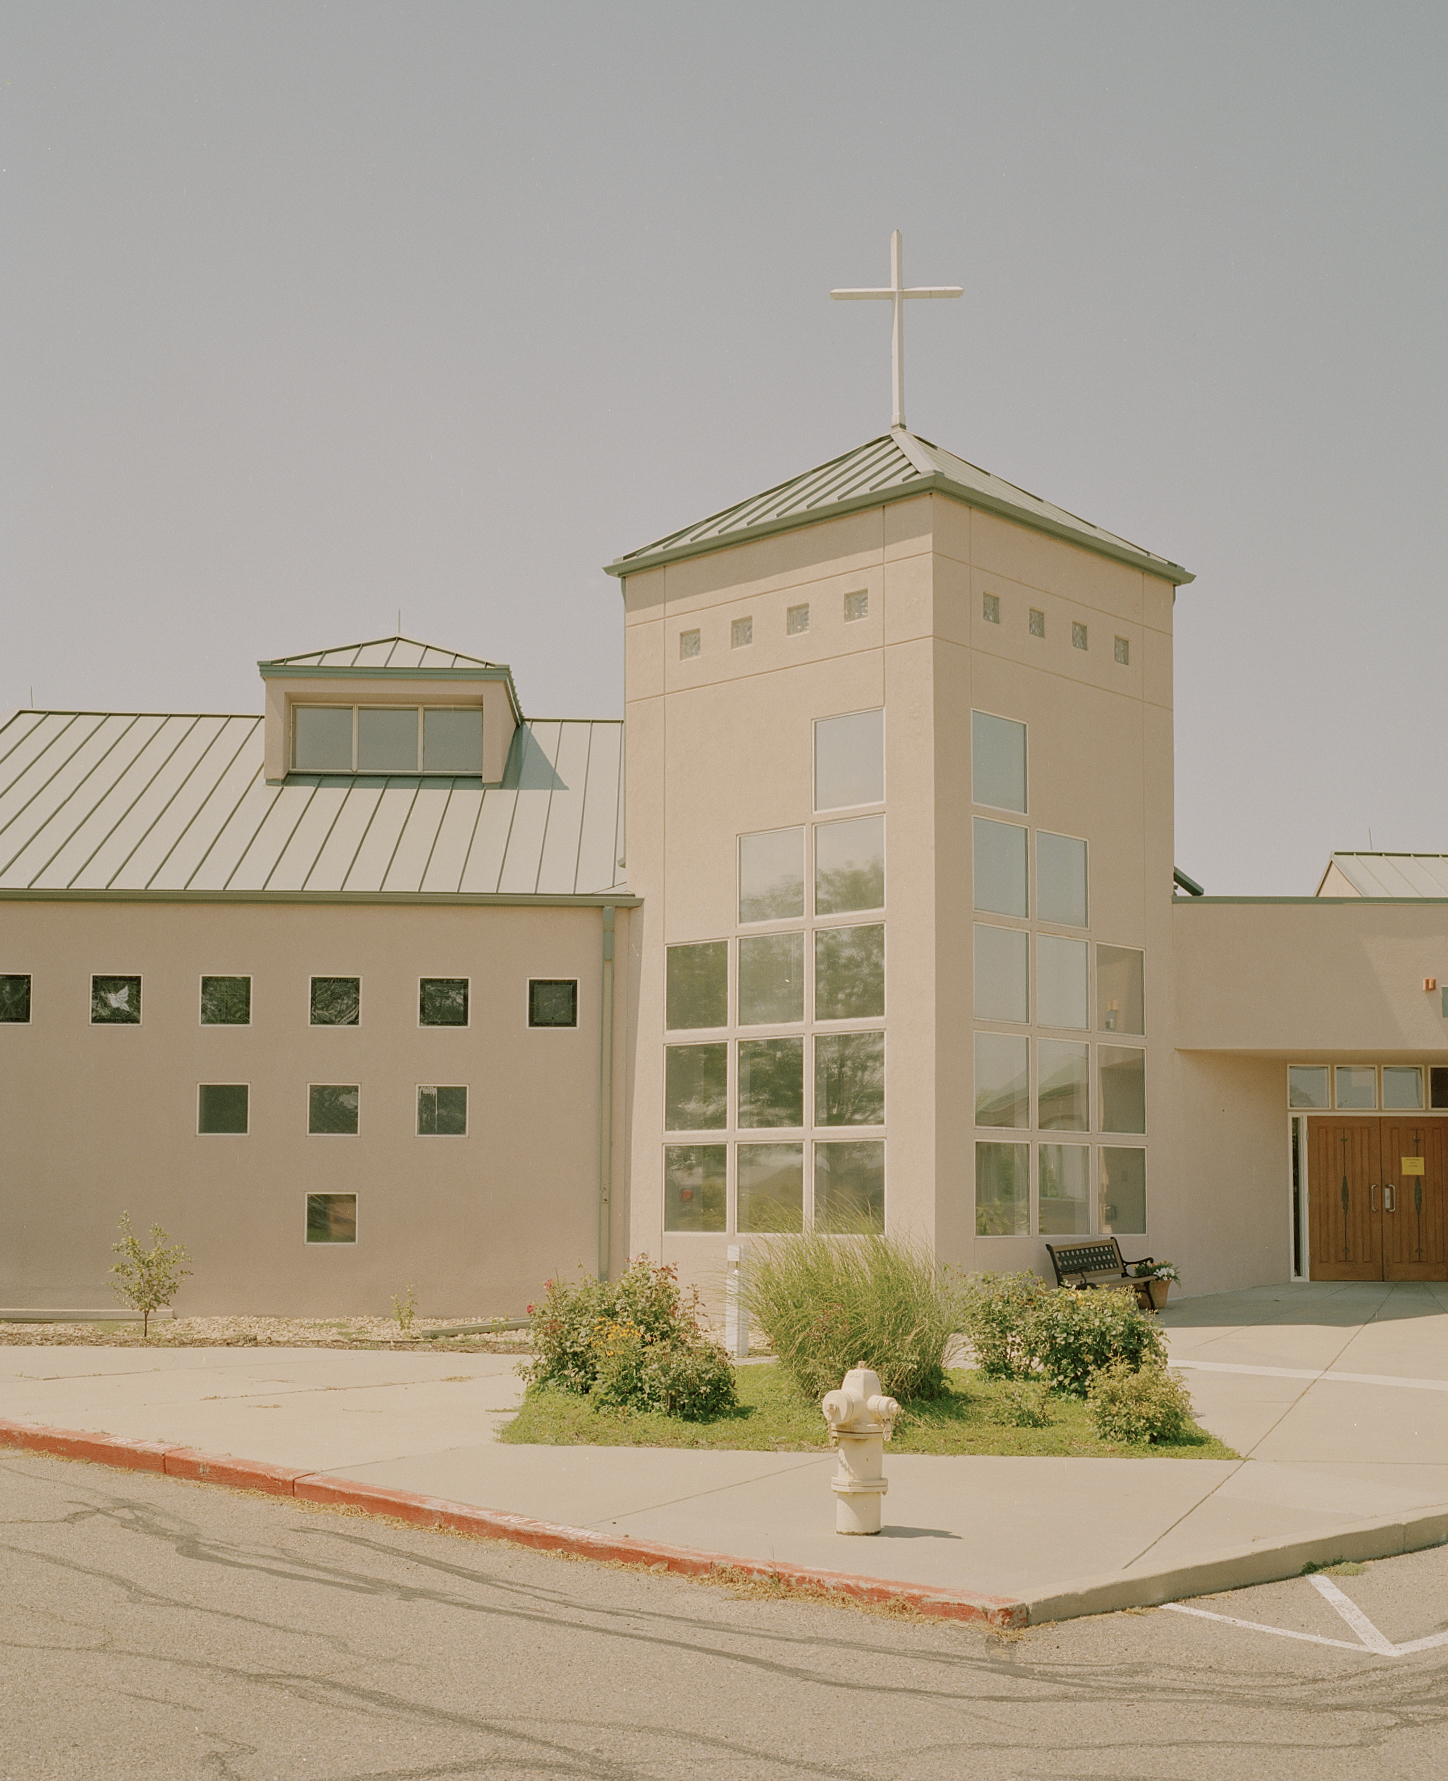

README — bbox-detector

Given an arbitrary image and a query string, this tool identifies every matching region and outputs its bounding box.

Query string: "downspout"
[598,904,615,1280]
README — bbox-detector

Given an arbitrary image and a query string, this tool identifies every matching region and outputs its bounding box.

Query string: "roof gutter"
[605,474,1194,587]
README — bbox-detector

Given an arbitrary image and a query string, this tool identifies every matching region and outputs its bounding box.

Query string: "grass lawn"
[498,1364,1237,1460]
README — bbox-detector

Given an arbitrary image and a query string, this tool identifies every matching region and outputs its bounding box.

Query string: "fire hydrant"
[822,1368,899,1535]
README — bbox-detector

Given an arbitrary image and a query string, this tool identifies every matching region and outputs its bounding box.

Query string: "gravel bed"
[0,1314,534,1352]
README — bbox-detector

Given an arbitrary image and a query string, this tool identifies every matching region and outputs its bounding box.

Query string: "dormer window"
[292,705,484,774]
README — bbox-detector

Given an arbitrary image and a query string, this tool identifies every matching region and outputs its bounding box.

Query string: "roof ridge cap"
[889,427,940,478]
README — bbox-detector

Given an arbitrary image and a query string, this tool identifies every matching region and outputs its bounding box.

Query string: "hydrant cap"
[843,1367,883,1399]
[822,1388,861,1427]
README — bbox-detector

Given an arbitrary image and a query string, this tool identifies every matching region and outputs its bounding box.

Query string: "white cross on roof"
[831,230,962,431]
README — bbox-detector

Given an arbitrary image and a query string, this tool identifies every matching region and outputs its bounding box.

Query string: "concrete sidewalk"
[1,1280,1445,1620]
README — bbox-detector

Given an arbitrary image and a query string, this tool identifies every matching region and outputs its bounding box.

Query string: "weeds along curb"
[0,1416,1026,1629]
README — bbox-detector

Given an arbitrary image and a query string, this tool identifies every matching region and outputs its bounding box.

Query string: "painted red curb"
[0,1416,1027,1628]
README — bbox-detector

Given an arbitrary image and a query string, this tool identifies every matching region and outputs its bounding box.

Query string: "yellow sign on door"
[1401,1156,1426,1175]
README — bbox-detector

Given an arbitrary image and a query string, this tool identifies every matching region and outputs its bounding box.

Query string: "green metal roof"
[0,710,626,899]
[606,429,1194,585]
[259,635,504,672]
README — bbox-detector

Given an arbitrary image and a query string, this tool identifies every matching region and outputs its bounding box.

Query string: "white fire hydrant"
[822,1367,900,1535]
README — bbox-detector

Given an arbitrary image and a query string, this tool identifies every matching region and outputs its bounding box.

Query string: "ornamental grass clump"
[743,1230,960,1402]
[522,1257,737,1420]
[1086,1361,1195,1445]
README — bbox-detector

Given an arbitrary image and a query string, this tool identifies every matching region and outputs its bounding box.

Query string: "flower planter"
[1146,1278,1171,1312]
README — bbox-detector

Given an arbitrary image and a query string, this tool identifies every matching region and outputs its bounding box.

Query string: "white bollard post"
[724,1243,749,1360]
[821,1367,900,1535]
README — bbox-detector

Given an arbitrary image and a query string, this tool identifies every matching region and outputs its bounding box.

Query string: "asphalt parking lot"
[2,1449,1445,1781]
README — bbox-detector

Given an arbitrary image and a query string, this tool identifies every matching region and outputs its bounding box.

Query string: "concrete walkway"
[2,1281,1445,1617]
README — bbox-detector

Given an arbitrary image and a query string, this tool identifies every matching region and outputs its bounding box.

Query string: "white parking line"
[1163,1578,1448,1657]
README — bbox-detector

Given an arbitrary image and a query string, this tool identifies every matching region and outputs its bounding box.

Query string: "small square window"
[198,1084,249,1134]
[1431,1066,1448,1109]
[1288,1066,1330,1109]
[0,974,31,1022]
[309,1084,359,1134]
[92,976,141,1024]
[679,629,701,660]
[200,976,250,1025]
[982,593,1000,624]
[1335,1066,1376,1109]
[1072,622,1088,651]
[1029,608,1045,638]
[786,604,810,635]
[306,1193,356,1244]
[529,979,578,1027]
[310,977,359,1026]
[731,617,753,649]
[844,590,868,622]
[418,1085,468,1134]
[419,978,468,1026]
[1114,636,1130,665]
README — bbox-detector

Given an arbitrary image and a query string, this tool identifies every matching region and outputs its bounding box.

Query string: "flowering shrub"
[1026,1287,1167,1397]
[1086,1361,1194,1444]
[959,1272,1051,1379]
[523,1257,737,1420]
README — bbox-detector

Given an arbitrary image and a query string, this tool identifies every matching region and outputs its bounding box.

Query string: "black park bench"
[1045,1238,1156,1312]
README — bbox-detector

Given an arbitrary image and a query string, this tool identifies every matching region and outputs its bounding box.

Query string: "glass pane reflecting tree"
[91,976,141,1024]
[737,1038,804,1127]
[664,1145,726,1231]
[310,977,360,1026]
[814,1031,885,1125]
[0,975,30,1023]
[1038,1040,1089,1131]
[738,933,804,1025]
[200,976,250,1025]
[814,925,884,1020]
[309,1084,360,1134]
[666,943,727,1030]
[814,816,884,914]
[664,1044,727,1129]
[419,978,469,1026]
[738,828,804,922]
[417,1086,468,1134]
[814,1141,884,1232]
[306,1193,357,1243]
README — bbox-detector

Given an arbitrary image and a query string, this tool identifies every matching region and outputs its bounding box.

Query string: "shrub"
[1031,1288,1166,1397]
[743,1231,960,1402]
[959,1272,1050,1379]
[522,1257,737,1419]
[109,1212,191,1338]
[986,1380,1052,1428]
[591,1322,738,1419]
[1087,1361,1195,1444]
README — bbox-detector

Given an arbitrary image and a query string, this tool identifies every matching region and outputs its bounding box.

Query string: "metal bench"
[1045,1238,1156,1311]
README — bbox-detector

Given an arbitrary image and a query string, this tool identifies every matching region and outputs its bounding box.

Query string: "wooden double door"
[1308,1118,1448,1280]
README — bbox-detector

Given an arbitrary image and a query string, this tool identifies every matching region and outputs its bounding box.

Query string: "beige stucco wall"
[0,898,629,1316]
[1174,900,1448,1056]
[622,488,1193,1301]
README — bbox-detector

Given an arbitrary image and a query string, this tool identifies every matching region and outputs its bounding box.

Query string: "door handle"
[1370,1183,1378,1210]
[1385,1184,1396,1212]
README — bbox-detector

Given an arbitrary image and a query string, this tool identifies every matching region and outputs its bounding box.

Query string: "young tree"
[110,1212,191,1338]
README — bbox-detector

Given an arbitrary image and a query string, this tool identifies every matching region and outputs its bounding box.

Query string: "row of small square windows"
[680,591,870,659]
[983,592,1131,664]
[0,974,579,1028]
[192,1082,469,1135]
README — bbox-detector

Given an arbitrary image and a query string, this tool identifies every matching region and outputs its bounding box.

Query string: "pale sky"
[3,3,1445,894]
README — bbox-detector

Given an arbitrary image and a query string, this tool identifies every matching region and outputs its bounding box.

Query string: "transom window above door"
[292,705,484,774]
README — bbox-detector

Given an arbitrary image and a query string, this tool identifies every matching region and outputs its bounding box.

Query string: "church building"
[3,244,1445,1312]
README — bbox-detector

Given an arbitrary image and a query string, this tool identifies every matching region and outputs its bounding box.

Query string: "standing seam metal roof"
[1317,853,1448,898]
[259,635,504,671]
[0,710,626,898]
[607,429,1193,584]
